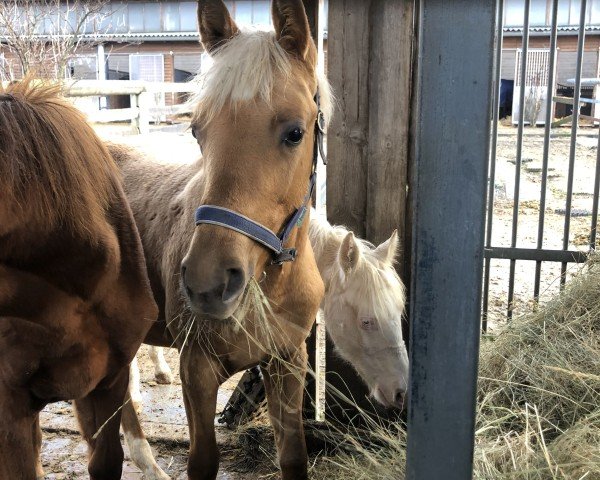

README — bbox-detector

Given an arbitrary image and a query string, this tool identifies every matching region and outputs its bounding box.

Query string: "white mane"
[189,28,333,125]
[309,212,406,322]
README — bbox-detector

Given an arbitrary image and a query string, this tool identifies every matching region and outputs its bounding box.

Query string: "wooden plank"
[366,0,413,249]
[326,0,372,237]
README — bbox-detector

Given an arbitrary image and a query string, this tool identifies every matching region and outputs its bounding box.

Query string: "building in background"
[500,0,600,123]
[0,1,328,111]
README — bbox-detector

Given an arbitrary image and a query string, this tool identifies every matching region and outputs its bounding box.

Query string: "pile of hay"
[231,257,600,479]
[474,256,600,478]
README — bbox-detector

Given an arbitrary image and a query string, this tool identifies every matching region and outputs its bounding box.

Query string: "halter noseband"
[194,91,327,265]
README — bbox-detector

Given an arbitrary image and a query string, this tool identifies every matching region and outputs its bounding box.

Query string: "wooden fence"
[63,80,197,134]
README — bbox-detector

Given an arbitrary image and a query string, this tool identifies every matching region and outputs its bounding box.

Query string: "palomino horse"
[132,212,408,417]
[0,81,157,479]
[113,1,331,479]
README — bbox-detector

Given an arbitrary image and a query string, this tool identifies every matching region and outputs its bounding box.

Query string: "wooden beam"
[366,1,413,246]
[327,0,372,237]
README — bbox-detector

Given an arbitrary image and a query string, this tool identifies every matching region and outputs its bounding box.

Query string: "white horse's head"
[312,217,408,410]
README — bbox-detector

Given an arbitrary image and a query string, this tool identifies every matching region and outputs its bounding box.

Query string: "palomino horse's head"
[181,0,330,319]
[324,229,408,410]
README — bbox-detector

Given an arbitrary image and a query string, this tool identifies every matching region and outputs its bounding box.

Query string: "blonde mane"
[190,28,333,125]
[309,213,406,321]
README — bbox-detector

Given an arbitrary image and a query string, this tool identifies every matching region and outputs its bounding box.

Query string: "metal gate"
[482,0,600,330]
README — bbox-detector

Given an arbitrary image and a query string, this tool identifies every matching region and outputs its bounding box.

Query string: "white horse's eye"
[360,316,378,331]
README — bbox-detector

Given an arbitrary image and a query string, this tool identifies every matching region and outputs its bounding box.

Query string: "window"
[235,1,253,25]
[180,2,197,31]
[591,0,600,23]
[505,0,525,27]
[174,54,202,82]
[252,1,270,25]
[570,0,583,25]
[128,4,144,32]
[67,55,98,80]
[130,54,164,82]
[107,54,130,80]
[557,0,570,25]
[163,3,180,32]
[530,0,548,26]
[144,3,161,32]
[109,2,129,34]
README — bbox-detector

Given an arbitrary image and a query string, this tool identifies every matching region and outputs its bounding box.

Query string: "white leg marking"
[149,346,173,385]
[129,355,143,414]
[125,435,171,480]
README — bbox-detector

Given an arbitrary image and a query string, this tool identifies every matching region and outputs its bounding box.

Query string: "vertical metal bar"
[482,0,504,333]
[534,0,559,300]
[406,0,495,478]
[590,131,600,249]
[508,0,530,320]
[561,0,587,285]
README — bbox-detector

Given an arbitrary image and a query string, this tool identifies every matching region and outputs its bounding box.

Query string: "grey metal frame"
[406,0,496,478]
[482,0,599,329]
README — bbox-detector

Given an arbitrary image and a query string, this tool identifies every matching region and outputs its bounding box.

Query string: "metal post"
[561,0,588,284]
[534,0,559,300]
[482,0,504,333]
[508,0,530,320]
[406,1,496,478]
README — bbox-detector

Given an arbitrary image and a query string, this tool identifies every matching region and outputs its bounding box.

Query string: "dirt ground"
[40,345,248,479]
[38,120,600,477]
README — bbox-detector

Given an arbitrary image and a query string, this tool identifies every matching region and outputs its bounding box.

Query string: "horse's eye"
[284,127,303,146]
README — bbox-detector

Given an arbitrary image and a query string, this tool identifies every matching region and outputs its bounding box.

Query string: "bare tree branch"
[0,0,113,81]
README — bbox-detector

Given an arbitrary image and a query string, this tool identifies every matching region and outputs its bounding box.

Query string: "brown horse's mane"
[0,78,119,240]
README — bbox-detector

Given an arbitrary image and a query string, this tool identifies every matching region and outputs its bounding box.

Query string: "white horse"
[130,211,408,411]
[309,211,408,408]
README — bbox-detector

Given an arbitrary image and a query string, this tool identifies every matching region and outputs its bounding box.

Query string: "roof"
[503,25,600,36]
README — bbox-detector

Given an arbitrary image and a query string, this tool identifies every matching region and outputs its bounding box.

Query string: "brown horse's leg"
[121,392,170,480]
[74,367,129,480]
[32,414,44,479]
[261,344,309,480]
[180,348,221,480]
[0,415,37,480]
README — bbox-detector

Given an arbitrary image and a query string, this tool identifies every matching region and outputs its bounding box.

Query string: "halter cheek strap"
[194,90,327,265]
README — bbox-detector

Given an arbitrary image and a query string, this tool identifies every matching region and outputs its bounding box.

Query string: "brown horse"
[114,1,330,478]
[0,80,157,479]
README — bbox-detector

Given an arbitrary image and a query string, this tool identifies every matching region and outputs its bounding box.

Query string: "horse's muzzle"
[180,261,246,319]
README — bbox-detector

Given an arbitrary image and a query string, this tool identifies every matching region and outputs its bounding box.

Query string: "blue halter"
[194,91,327,265]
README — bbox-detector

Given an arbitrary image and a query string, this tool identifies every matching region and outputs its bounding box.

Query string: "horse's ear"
[271,0,311,60]
[339,232,361,274]
[374,229,400,265]
[197,0,239,54]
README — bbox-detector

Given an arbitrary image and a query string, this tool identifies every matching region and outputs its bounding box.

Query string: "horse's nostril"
[181,265,187,279]
[395,390,405,406]
[222,267,245,303]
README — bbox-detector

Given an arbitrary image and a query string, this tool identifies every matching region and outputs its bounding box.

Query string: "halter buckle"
[316,110,326,134]
[271,248,297,265]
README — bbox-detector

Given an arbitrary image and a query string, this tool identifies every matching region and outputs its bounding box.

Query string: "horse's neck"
[308,215,344,289]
